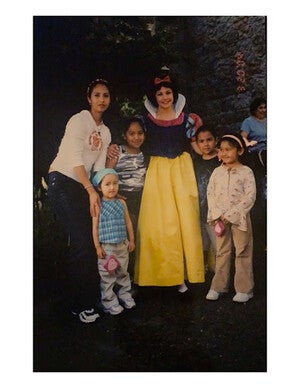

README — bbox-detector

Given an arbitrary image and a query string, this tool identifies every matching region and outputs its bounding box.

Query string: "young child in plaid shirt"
[92,168,136,315]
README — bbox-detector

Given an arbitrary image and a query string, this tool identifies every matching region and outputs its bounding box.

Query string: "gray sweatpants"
[98,240,132,309]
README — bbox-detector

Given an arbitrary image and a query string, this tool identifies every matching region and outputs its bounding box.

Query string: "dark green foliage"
[34,16,189,179]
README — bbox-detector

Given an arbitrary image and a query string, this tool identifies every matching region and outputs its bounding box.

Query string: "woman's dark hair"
[146,72,179,107]
[87,78,111,98]
[217,131,247,153]
[124,115,146,134]
[250,97,266,115]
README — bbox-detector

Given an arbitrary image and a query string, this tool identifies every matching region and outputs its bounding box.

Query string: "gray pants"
[98,240,132,309]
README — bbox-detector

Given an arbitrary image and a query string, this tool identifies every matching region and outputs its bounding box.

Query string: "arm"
[190,141,202,155]
[63,114,101,217]
[240,130,258,147]
[240,118,257,148]
[186,113,203,155]
[222,168,256,231]
[92,211,105,259]
[106,144,120,161]
[74,165,100,218]
[92,125,112,171]
[224,168,256,221]
[105,158,117,168]
[105,144,119,168]
[121,199,135,252]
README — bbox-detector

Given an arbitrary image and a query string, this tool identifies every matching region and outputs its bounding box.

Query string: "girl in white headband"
[206,132,256,303]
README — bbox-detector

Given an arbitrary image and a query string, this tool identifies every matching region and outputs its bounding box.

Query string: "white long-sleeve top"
[207,164,256,231]
[50,110,111,182]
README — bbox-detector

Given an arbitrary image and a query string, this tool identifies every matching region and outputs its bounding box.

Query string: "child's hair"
[217,131,247,153]
[123,115,146,135]
[195,124,217,141]
[87,78,111,98]
[146,72,179,107]
[250,97,266,115]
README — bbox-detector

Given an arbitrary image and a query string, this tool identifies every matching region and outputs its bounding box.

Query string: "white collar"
[144,93,186,119]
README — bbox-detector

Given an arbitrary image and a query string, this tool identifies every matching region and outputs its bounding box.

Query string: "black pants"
[244,150,267,252]
[47,171,100,313]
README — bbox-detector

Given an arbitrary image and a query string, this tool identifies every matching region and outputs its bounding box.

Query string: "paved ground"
[34,250,266,372]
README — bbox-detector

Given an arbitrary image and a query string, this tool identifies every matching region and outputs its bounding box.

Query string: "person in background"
[240,97,266,154]
[92,168,136,315]
[134,71,205,293]
[192,125,221,272]
[206,133,256,303]
[240,97,267,251]
[47,78,112,323]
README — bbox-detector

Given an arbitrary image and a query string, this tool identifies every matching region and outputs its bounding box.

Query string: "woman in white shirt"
[47,78,112,323]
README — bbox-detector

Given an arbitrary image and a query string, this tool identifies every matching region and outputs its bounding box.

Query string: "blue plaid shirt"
[99,199,127,243]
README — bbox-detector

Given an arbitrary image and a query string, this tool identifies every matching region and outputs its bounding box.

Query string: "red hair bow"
[154,75,171,85]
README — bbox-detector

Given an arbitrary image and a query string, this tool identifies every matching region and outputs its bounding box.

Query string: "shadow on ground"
[34,252,266,372]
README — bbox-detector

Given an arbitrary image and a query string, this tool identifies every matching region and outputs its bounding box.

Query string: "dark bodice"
[142,113,190,158]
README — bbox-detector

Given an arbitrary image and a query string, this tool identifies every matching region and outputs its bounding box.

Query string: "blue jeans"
[47,171,100,313]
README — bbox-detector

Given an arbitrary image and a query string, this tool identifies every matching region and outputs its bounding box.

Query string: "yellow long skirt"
[134,152,205,286]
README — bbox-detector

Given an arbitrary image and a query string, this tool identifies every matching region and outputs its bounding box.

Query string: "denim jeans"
[47,171,100,313]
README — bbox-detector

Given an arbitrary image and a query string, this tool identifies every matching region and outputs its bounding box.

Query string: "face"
[196,131,217,156]
[219,140,243,166]
[124,122,145,151]
[155,86,174,109]
[99,174,119,199]
[254,103,266,120]
[88,83,110,116]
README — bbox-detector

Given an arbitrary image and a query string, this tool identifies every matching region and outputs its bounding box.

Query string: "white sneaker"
[122,298,136,309]
[178,282,188,293]
[78,308,100,323]
[232,292,253,303]
[103,304,124,315]
[206,289,220,300]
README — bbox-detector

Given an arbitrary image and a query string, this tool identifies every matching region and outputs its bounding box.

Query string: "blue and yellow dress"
[134,100,205,286]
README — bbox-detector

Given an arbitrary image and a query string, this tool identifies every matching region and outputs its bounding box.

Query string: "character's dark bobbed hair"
[146,72,179,108]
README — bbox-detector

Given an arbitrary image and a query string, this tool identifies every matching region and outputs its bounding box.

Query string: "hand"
[220,215,229,224]
[128,240,135,252]
[247,140,258,147]
[107,144,120,159]
[96,245,105,259]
